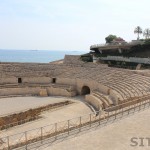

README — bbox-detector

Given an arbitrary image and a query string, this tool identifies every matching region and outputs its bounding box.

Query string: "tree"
[105,35,117,43]
[134,26,142,40]
[143,28,150,39]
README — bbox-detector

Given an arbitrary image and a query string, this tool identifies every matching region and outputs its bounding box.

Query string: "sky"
[0,0,150,51]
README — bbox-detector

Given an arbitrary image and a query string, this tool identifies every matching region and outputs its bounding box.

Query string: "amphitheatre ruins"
[1,43,150,149]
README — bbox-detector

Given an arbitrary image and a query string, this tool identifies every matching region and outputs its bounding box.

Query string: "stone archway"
[81,86,90,95]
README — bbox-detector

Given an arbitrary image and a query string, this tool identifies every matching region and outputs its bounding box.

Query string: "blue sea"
[0,50,86,63]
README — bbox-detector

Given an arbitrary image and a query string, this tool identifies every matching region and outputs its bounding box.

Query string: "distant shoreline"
[0,50,85,63]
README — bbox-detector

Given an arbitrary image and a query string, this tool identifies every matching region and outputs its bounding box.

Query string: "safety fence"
[90,41,143,49]
[0,95,150,150]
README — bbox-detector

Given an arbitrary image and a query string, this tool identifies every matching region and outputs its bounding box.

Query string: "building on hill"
[111,37,127,45]
[89,39,150,69]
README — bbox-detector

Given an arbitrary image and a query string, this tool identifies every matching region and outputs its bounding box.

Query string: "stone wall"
[47,87,76,97]
[0,87,41,96]
[0,77,17,84]
[76,79,96,94]
[76,79,111,95]
[56,78,76,86]
[0,77,52,85]
[0,86,77,97]
[63,55,84,65]
[22,77,51,84]
[0,76,119,104]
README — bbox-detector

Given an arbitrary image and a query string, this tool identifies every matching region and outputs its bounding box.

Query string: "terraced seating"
[93,91,114,108]
[105,84,128,100]
[1,61,150,109]
[85,94,104,110]
[108,82,138,98]
[92,90,113,105]
[85,90,117,111]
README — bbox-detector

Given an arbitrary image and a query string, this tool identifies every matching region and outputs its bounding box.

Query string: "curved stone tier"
[0,60,150,110]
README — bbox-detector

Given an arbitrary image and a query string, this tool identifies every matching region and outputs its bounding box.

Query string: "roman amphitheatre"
[1,39,150,149]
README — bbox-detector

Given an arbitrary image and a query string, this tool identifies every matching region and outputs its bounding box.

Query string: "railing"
[0,95,150,150]
[90,44,107,49]
[90,41,143,49]
[100,56,150,64]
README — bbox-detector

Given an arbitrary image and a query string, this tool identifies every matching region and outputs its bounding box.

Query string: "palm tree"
[143,28,150,39]
[134,26,142,40]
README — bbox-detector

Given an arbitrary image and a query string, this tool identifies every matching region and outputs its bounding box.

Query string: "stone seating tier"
[0,61,150,104]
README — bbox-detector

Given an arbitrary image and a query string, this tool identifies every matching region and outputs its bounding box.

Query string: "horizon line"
[0,49,88,52]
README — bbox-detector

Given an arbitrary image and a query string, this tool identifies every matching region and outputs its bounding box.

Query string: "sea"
[0,49,86,63]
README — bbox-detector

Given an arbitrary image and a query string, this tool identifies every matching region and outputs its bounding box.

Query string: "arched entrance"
[81,86,90,95]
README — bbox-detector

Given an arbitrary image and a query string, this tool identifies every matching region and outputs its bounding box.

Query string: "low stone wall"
[0,77,52,85]
[0,101,72,130]
[0,85,77,98]
[56,78,76,86]
[47,87,76,97]
[0,77,117,101]
[85,94,102,111]
[0,87,41,96]
[22,77,51,84]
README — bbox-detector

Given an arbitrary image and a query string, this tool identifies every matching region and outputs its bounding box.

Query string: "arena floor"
[0,96,92,138]
[0,96,72,116]
[1,96,150,150]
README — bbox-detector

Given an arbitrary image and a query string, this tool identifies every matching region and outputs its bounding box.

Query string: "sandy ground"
[0,96,71,116]
[38,107,150,150]
[0,96,92,138]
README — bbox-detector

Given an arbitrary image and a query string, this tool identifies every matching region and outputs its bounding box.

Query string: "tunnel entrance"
[52,78,56,83]
[81,86,90,95]
[18,78,22,83]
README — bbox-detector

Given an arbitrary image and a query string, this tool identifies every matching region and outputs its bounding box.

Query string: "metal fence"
[90,41,143,49]
[100,56,150,64]
[0,95,150,150]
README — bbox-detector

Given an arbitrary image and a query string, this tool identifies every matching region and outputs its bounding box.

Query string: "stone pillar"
[93,55,99,63]
[39,89,48,97]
